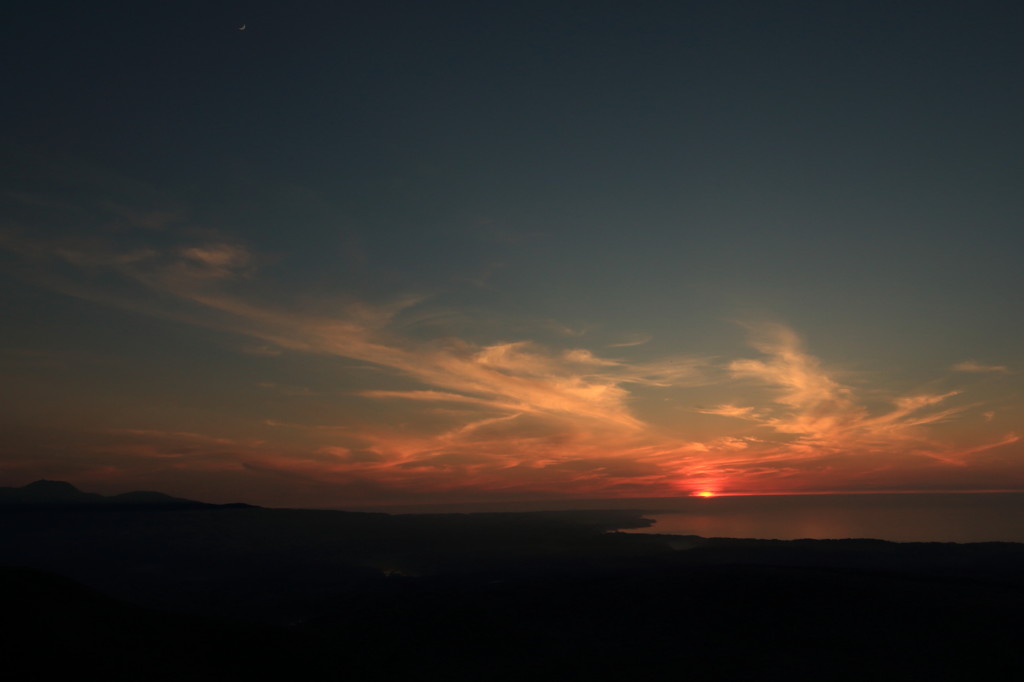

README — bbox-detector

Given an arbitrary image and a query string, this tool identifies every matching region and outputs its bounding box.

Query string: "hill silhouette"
[0,479,231,510]
[3,481,1024,680]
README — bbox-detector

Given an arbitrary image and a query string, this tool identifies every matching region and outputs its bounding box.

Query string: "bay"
[623,493,1024,543]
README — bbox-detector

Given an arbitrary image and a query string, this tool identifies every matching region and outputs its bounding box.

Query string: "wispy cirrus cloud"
[719,324,867,446]
[708,324,1013,469]
[3,227,1021,499]
[4,232,708,433]
[952,360,1010,374]
[697,404,759,419]
[607,333,652,348]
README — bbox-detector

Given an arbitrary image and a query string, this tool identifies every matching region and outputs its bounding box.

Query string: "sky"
[2,1,1023,507]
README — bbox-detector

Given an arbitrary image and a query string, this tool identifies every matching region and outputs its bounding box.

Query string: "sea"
[623,493,1024,544]
[362,493,1024,544]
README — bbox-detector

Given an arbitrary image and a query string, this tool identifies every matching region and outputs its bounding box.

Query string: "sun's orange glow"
[694,491,716,498]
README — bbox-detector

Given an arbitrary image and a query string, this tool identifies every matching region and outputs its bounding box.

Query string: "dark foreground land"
[3,481,1024,681]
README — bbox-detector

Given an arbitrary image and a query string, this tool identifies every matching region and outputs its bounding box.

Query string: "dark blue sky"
[3,1,1023,505]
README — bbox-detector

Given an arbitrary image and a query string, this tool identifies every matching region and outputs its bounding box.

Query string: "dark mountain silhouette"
[0,479,243,510]
[4,482,1024,680]
[0,479,103,504]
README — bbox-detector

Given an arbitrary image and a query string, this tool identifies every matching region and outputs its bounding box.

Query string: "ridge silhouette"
[0,480,242,510]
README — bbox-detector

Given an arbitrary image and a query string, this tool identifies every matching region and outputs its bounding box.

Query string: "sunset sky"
[2,1,1023,507]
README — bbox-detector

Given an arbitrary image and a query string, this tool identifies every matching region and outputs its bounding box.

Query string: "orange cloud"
[720,325,973,452]
[5,234,1022,501]
[697,404,759,419]
[952,360,1011,374]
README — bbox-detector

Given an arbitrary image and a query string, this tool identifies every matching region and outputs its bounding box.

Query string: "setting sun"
[694,491,716,498]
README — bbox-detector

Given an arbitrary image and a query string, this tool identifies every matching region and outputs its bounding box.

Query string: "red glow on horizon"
[693,491,716,498]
